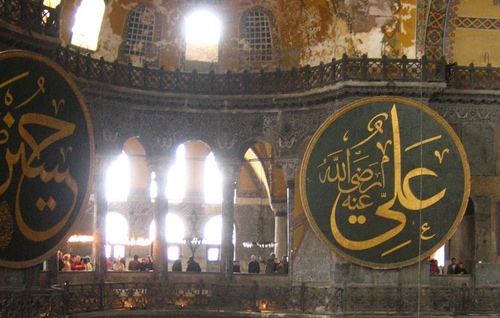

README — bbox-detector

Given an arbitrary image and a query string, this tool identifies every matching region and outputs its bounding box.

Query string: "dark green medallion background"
[0,51,94,268]
[300,96,470,269]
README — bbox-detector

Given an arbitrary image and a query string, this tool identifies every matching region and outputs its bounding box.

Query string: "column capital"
[271,202,287,217]
[276,158,299,185]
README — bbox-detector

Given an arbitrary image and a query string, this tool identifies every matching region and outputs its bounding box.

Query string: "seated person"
[233,260,241,273]
[128,255,141,271]
[62,254,72,271]
[457,262,467,275]
[186,256,201,272]
[112,257,125,271]
[71,255,85,271]
[172,255,182,272]
[145,255,153,271]
[248,255,260,274]
[276,256,288,275]
[139,258,148,271]
[83,256,93,271]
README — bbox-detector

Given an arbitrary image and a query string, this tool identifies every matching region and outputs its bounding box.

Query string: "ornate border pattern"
[443,0,460,63]
[416,0,429,56]
[451,16,500,30]
[425,0,450,59]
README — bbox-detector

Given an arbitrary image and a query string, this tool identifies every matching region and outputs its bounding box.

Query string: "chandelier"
[183,208,205,257]
[243,241,277,249]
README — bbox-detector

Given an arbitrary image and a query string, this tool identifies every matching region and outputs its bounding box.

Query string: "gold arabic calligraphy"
[317,105,448,256]
[0,71,78,244]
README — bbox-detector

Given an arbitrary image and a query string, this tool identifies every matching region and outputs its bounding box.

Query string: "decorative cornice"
[78,77,445,113]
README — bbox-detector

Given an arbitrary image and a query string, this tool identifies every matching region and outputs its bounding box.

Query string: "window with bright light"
[434,245,445,269]
[148,213,185,243]
[204,215,222,245]
[168,245,180,261]
[120,3,160,66]
[106,212,129,245]
[207,246,219,262]
[106,153,131,202]
[166,213,185,243]
[104,244,125,259]
[166,144,186,202]
[204,152,222,204]
[239,8,277,69]
[150,171,157,201]
[113,245,125,259]
[43,0,61,8]
[71,0,105,51]
[185,10,221,62]
[105,245,111,259]
[149,220,156,242]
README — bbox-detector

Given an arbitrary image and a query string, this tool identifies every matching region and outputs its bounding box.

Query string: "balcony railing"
[1,1,500,97]
[43,47,500,95]
[0,0,60,37]
[2,282,500,317]
[47,48,447,95]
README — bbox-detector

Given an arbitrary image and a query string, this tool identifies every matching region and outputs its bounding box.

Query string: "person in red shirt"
[71,255,85,271]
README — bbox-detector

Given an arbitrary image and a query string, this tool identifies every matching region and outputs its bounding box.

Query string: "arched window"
[165,213,185,243]
[71,0,105,50]
[203,215,235,262]
[105,212,128,259]
[204,152,222,204]
[239,8,278,69]
[166,213,184,261]
[119,3,161,66]
[185,10,221,62]
[106,153,130,202]
[166,144,187,203]
[204,215,222,245]
[204,215,221,262]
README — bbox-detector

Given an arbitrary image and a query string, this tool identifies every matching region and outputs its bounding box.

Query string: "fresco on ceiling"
[58,0,422,71]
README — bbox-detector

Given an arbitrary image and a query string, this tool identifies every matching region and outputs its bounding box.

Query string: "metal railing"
[2,282,499,316]
[0,287,67,317]
[0,0,60,37]
[47,48,447,95]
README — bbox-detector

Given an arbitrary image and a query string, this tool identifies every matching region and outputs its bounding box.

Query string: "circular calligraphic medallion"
[0,51,94,268]
[300,96,470,269]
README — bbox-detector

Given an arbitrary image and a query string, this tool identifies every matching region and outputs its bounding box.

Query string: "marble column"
[219,162,240,281]
[474,196,492,263]
[274,212,287,259]
[93,154,112,282]
[277,158,298,282]
[149,156,172,281]
[271,202,287,259]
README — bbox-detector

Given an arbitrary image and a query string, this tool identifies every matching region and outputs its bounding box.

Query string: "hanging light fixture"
[182,208,205,257]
